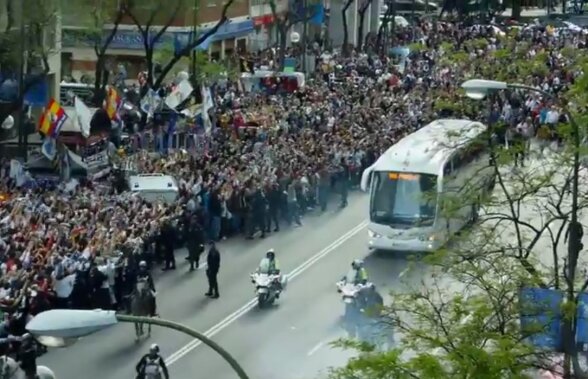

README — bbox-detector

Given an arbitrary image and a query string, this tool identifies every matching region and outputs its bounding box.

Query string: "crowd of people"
[0,19,583,343]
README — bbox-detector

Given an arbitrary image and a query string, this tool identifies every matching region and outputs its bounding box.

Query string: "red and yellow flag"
[105,86,122,121]
[38,98,68,137]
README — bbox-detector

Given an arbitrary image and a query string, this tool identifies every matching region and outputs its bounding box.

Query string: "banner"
[83,150,109,171]
[519,287,564,351]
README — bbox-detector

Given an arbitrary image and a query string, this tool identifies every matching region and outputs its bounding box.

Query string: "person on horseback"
[135,344,169,379]
[136,261,157,316]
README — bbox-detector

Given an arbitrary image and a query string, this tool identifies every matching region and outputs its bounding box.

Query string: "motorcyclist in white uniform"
[258,249,283,295]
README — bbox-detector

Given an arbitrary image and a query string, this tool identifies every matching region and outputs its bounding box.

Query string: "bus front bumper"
[368,232,441,253]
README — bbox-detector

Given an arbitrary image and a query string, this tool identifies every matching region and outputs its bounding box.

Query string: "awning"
[173,19,254,54]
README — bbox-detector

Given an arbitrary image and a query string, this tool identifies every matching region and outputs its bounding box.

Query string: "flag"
[105,86,122,121]
[41,137,57,161]
[239,57,255,74]
[140,89,161,118]
[166,113,178,152]
[38,98,68,137]
[164,80,193,110]
[60,150,71,182]
[201,85,214,135]
[74,97,92,137]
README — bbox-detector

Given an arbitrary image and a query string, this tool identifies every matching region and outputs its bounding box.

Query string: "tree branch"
[151,0,235,91]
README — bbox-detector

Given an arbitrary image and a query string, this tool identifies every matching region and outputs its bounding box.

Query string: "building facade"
[61,0,252,81]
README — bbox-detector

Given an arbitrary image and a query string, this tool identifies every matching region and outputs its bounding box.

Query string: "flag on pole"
[41,137,57,161]
[38,99,68,137]
[105,86,122,121]
[74,97,92,137]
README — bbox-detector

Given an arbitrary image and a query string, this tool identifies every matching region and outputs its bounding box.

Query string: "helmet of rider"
[149,343,159,354]
[139,261,147,269]
[351,259,364,270]
[266,248,275,260]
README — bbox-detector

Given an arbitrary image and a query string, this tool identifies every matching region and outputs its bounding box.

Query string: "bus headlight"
[368,230,382,238]
[419,234,437,242]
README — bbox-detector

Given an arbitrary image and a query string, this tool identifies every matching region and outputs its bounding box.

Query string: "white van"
[128,173,179,204]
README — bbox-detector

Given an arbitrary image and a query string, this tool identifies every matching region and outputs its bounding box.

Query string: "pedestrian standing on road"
[205,241,220,299]
[161,217,176,271]
[187,217,205,271]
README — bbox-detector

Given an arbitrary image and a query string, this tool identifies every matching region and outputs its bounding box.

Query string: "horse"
[130,279,154,341]
[0,355,55,379]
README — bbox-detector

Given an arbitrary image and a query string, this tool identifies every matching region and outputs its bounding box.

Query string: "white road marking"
[307,341,326,356]
[165,220,369,365]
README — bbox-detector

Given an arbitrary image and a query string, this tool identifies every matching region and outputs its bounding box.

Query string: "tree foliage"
[122,0,236,95]
[268,0,319,70]
[0,0,62,126]
[328,33,588,378]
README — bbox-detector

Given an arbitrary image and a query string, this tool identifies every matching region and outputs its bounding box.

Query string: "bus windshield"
[370,171,437,227]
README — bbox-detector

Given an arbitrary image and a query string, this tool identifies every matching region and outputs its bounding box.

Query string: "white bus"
[360,119,495,252]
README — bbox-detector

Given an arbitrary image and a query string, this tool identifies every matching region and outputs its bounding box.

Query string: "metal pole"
[190,0,197,78]
[302,0,309,73]
[114,314,250,379]
[411,0,416,41]
[17,0,26,161]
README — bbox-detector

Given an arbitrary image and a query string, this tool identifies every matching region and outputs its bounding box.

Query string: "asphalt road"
[167,223,429,379]
[39,192,428,379]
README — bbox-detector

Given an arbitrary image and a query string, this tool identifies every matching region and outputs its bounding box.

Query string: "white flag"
[41,137,57,161]
[74,97,92,138]
[164,80,193,110]
[201,85,214,134]
[140,89,161,118]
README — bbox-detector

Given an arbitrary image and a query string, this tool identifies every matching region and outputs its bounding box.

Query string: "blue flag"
[166,113,178,152]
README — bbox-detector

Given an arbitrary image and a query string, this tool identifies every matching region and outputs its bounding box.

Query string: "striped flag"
[38,99,68,137]
[105,86,122,121]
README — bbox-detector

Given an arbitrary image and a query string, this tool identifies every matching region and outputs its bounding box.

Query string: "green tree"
[66,0,126,105]
[0,0,61,134]
[329,34,588,379]
[152,41,238,84]
[268,0,319,70]
[122,0,236,96]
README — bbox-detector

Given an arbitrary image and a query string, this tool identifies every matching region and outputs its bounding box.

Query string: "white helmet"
[139,261,147,267]
[351,259,364,269]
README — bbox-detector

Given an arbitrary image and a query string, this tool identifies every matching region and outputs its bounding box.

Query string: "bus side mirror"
[360,167,373,192]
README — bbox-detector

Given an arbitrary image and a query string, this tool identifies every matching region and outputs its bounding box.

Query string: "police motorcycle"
[336,270,372,338]
[250,258,285,308]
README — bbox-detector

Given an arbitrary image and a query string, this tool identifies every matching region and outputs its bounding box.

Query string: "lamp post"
[462,78,582,376]
[26,309,250,379]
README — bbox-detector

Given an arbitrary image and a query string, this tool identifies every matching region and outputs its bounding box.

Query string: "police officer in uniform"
[135,344,169,379]
[205,242,220,298]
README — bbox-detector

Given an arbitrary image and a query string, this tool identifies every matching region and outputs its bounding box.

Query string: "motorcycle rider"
[135,343,169,379]
[259,249,283,295]
[136,261,158,316]
[342,259,368,285]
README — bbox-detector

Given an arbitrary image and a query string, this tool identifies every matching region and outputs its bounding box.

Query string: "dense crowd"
[0,19,584,330]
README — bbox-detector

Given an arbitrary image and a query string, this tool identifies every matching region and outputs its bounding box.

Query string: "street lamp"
[26,309,250,379]
[462,78,583,376]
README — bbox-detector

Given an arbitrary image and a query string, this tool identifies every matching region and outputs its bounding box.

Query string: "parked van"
[128,173,179,204]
